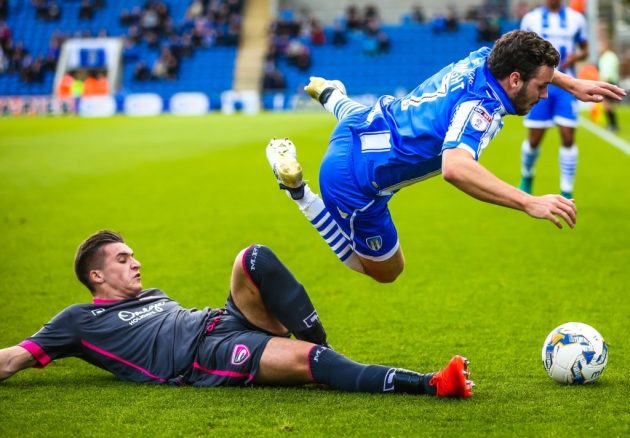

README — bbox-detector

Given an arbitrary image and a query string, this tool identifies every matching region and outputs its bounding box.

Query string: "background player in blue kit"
[0,230,473,397]
[266,30,625,283]
[519,0,588,198]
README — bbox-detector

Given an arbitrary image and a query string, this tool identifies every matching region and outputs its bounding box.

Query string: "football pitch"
[1,108,629,436]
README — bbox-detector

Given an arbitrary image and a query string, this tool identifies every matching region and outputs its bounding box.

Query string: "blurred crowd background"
[0,0,627,114]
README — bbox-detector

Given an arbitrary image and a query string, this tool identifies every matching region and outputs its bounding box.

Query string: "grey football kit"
[19,244,449,395]
[20,288,272,386]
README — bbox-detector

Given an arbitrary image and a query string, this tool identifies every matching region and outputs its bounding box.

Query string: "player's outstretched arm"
[552,70,626,102]
[442,148,577,229]
[0,346,36,382]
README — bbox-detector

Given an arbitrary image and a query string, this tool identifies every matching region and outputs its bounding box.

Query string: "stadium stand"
[0,0,522,112]
[262,4,518,109]
[0,0,242,106]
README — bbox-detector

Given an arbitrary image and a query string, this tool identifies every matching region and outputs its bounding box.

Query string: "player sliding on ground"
[266,30,626,283]
[0,230,473,397]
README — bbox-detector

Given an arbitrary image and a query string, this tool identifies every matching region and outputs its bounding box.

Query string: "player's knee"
[243,244,284,284]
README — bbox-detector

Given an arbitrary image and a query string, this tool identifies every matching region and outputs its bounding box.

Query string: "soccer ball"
[541,322,608,384]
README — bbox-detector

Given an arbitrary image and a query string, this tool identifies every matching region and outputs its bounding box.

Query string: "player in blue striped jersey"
[519,0,588,198]
[266,30,625,283]
[0,230,474,397]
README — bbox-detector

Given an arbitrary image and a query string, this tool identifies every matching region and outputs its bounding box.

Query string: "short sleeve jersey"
[19,289,213,384]
[350,47,515,194]
[520,5,587,77]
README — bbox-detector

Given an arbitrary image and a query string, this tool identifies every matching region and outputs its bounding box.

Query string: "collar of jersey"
[92,297,123,304]
[484,65,517,115]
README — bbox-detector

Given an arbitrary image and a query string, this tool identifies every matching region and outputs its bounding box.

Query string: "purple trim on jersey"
[19,340,52,368]
[92,298,123,304]
[192,361,254,382]
[306,344,317,381]
[205,316,221,333]
[80,339,167,383]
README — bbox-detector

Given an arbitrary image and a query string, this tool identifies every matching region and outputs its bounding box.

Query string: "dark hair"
[488,30,559,82]
[74,230,124,292]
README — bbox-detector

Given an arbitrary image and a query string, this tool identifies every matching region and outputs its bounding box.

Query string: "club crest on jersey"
[470,107,492,131]
[231,344,251,366]
[366,235,383,251]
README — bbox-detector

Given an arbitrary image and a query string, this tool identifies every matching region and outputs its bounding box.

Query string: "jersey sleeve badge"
[470,107,492,131]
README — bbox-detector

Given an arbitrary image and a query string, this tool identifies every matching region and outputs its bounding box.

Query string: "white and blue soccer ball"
[542,322,608,384]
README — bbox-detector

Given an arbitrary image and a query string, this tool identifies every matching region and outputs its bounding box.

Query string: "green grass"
[1,108,629,437]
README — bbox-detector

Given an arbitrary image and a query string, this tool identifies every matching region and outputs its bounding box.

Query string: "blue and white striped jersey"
[520,5,587,77]
[349,47,515,195]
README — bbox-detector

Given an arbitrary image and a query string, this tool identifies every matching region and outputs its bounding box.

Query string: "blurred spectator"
[331,22,347,46]
[363,4,379,28]
[343,5,362,31]
[0,0,8,20]
[286,40,310,71]
[152,46,178,79]
[274,7,301,38]
[120,7,141,26]
[464,5,480,22]
[0,20,10,51]
[0,45,6,73]
[78,0,94,21]
[363,17,389,55]
[310,19,325,45]
[185,0,203,20]
[23,55,45,83]
[140,3,159,34]
[71,71,84,96]
[405,4,426,23]
[133,60,151,81]
[122,36,140,62]
[445,6,459,31]
[262,62,286,91]
[83,69,109,95]
[223,14,241,45]
[57,71,75,97]
[598,41,620,132]
[42,1,61,21]
[8,41,27,73]
[476,15,501,42]
[127,24,142,44]
[43,34,61,71]
[431,6,459,33]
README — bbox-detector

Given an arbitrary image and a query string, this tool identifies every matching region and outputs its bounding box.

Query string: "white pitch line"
[579,116,630,155]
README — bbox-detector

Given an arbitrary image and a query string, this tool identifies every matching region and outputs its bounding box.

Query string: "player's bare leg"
[358,248,405,283]
[230,248,288,335]
[231,245,331,346]
[256,338,474,398]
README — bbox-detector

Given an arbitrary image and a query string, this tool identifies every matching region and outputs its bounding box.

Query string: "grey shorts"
[187,296,275,387]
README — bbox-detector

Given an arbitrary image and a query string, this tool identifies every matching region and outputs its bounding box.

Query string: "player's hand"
[570,78,626,103]
[524,194,577,229]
